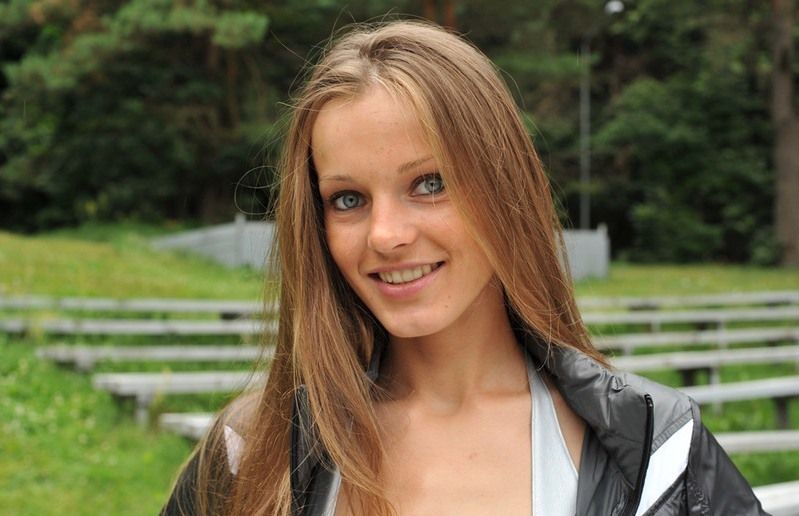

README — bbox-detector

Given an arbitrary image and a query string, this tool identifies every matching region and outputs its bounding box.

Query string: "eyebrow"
[397,155,435,175]
[318,155,436,184]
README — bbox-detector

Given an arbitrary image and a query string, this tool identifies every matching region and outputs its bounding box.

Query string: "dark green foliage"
[591,0,776,263]
[0,0,272,230]
[456,0,783,263]
[0,0,794,263]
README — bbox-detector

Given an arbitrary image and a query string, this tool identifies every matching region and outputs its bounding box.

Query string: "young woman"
[162,20,766,516]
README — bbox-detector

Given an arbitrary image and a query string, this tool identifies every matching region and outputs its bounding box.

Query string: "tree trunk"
[421,0,436,21]
[225,49,240,129]
[420,0,457,29]
[772,0,799,266]
[442,0,458,30]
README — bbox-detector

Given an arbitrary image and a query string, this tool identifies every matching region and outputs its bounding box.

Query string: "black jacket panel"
[685,404,767,515]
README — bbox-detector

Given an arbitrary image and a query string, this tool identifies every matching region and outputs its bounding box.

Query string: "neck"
[379,285,527,411]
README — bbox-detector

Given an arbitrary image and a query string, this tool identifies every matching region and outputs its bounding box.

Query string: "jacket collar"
[523,336,651,488]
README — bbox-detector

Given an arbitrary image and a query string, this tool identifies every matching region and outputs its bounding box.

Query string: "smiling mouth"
[375,262,443,284]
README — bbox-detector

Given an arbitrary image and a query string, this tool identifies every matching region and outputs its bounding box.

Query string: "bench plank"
[0,295,271,315]
[579,291,799,311]
[612,345,799,374]
[583,307,799,327]
[680,376,799,404]
[93,371,265,396]
[715,430,799,454]
[38,344,274,371]
[93,371,267,425]
[752,480,799,516]
[1,318,276,335]
[160,412,215,440]
[680,376,799,429]
[596,327,799,351]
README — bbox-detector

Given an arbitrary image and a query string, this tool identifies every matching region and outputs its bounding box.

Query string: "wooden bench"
[596,326,799,354]
[6,290,796,315]
[680,376,799,429]
[582,306,799,331]
[0,295,272,317]
[37,344,274,372]
[39,333,799,378]
[612,344,799,385]
[752,480,799,516]
[0,318,276,336]
[93,371,266,425]
[5,307,797,336]
[579,291,799,311]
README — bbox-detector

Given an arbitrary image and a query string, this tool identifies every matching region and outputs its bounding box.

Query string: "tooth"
[377,264,441,284]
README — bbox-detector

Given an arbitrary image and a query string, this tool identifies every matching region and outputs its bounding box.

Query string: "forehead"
[310,88,435,180]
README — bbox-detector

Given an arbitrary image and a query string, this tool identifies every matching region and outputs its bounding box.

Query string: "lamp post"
[579,0,624,230]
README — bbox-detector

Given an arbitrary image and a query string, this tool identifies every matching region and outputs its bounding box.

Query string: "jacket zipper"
[622,394,654,516]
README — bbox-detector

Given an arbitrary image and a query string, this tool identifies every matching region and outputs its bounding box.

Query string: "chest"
[338,395,532,516]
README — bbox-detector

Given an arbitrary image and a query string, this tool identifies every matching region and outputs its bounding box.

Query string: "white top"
[529,357,579,515]
[321,353,579,515]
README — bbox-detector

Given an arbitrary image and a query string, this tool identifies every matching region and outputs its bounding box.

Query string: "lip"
[370,261,444,299]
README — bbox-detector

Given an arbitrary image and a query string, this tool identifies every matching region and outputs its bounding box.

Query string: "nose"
[367,196,418,254]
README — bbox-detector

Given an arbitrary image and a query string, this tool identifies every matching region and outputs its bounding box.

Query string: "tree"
[0,0,271,230]
[590,0,776,263]
[772,0,799,266]
[0,0,416,231]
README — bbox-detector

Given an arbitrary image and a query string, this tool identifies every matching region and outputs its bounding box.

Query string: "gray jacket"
[163,337,769,515]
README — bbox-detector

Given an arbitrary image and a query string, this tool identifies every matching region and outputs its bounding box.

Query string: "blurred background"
[2,0,797,265]
[1,1,799,515]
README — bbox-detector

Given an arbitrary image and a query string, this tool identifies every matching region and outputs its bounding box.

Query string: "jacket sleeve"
[161,450,203,516]
[160,418,236,516]
[684,404,769,515]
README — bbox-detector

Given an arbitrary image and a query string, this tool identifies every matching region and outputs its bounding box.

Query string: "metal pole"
[579,39,591,230]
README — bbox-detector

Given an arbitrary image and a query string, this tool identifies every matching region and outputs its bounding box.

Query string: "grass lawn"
[0,337,196,514]
[576,262,799,297]
[0,224,264,298]
[1,224,798,514]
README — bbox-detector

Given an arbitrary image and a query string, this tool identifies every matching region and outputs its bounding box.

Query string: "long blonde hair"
[180,19,606,516]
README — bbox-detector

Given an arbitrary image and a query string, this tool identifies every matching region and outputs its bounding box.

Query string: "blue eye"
[414,174,445,195]
[331,192,362,210]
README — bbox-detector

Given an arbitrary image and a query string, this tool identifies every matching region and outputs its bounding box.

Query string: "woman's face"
[311,87,500,339]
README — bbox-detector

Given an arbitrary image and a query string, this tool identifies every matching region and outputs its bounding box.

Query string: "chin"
[376,315,446,340]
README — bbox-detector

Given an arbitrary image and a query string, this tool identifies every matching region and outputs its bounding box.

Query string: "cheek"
[453,231,495,280]
[324,221,360,276]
